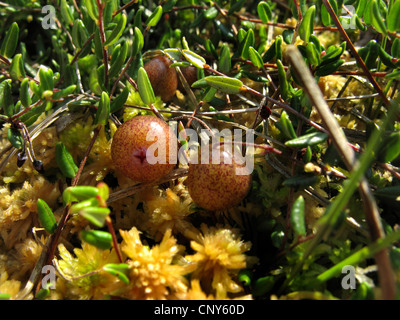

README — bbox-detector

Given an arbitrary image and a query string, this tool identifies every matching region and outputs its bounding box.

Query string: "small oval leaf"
[204,76,244,94]
[257,1,272,23]
[94,91,110,125]
[103,263,130,284]
[0,22,19,58]
[285,131,329,147]
[182,49,206,69]
[63,186,99,205]
[145,5,163,27]
[55,141,78,179]
[132,27,144,57]
[79,207,110,228]
[7,128,23,149]
[249,46,264,69]
[299,5,315,43]
[290,195,306,237]
[388,1,400,33]
[37,198,58,234]
[80,230,113,250]
[137,67,156,105]
[103,13,127,47]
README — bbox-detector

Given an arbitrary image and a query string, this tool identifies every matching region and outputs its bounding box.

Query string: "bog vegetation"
[0,0,400,300]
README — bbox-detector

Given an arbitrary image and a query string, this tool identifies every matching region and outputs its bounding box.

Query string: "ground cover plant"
[0,0,400,300]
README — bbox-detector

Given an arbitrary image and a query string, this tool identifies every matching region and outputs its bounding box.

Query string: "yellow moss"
[0,176,59,248]
[0,271,21,300]
[120,227,193,300]
[56,243,122,300]
[142,181,197,241]
[185,224,254,299]
[0,125,58,184]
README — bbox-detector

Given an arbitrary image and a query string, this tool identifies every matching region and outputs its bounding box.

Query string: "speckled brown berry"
[111,115,177,182]
[177,65,197,92]
[186,148,252,211]
[144,56,178,102]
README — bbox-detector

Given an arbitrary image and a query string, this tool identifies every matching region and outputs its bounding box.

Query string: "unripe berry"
[111,115,177,182]
[144,56,178,102]
[186,147,252,211]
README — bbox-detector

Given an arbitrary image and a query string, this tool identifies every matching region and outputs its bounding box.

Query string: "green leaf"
[228,0,246,15]
[306,42,320,66]
[238,269,253,286]
[137,67,155,105]
[392,38,400,58]
[182,49,206,69]
[387,0,400,33]
[285,131,329,147]
[79,207,110,227]
[257,1,272,23]
[378,131,400,163]
[109,42,129,79]
[374,185,400,200]
[370,0,387,34]
[378,45,396,68]
[314,59,344,77]
[19,78,31,108]
[63,186,99,205]
[249,46,264,69]
[298,5,315,43]
[37,198,58,234]
[18,101,46,126]
[253,276,275,297]
[0,22,19,58]
[355,14,367,31]
[55,141,78,179]
[97,182,109,201]
[238,28,255,59]
[132,27,144,57]
[103,13,127,47]
[80,230,112,250]
[39,66,54,92]
[276,59,289,100]
[262,41,276,62]
[358,40,379,69]
[110,86,129,113]
[83,0,99,22]
[94,91,110,125]
[385,69,400,80]
[204,6,218,20]
[282,29,294,44]
[321,0,338,26]
[72,20,89,50]
[103,263,130,284]
[219,44,231,74]
[52,85,77,100]
[9,53,25,80]
[0,80,14,117]
[280,110,297,139]
[70,198,99,214]
[6,127,23,149]
[204,39,218,59]
[0,293,11,300]
[322,42,345,62]
[290,195,306,237]
[145,5,163,27]
[275,36,283,61]
[204,76,244,94]
[35,288,50,300]
[60,0,74,25]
